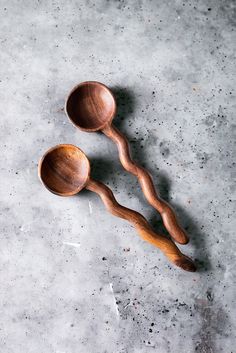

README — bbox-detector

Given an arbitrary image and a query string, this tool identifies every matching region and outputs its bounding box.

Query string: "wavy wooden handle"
[102,123,188,245]
[86,179,196,272]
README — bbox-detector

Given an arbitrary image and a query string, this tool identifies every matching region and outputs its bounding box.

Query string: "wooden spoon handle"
[86,179,195,272]
[102,123,188,245]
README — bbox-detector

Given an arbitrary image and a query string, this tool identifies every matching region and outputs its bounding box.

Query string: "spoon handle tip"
[86,178,195,272]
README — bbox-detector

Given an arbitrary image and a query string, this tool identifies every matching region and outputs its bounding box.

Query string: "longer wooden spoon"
[65,81,189,245]
[38,144,196,272]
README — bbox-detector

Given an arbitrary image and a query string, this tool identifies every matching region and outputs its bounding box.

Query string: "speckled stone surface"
[0,1,235,352]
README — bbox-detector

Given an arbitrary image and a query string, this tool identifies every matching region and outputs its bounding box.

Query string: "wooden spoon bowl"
[65,81,116,132]
[39,144,90,196]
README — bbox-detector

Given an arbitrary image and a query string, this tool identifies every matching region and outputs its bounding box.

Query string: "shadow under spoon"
[38,144,196,272]
[65,81,189,245]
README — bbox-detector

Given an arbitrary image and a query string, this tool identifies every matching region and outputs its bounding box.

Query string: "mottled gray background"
[0,0,235,352]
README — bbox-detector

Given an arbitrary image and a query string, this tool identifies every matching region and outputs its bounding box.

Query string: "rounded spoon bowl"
[66,81,116,132]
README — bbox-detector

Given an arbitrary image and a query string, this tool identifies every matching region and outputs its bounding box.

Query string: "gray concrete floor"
[0,1,235,352]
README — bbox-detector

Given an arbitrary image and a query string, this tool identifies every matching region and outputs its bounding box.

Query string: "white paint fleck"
[88,201,93,214]
[109,282,120,319]
[20,221,36,232]
[62,241,81,248]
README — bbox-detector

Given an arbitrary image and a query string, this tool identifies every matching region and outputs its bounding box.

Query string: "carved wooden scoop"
[65,81,189,245]
[38,144,196,272]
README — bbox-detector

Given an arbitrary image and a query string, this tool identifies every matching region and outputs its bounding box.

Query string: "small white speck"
[109,282,120,319]
[89,201,93,214]
[63,241,81,248]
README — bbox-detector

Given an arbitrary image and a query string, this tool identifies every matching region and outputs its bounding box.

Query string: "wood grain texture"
[86,179,196,272]
[65,81,116,132]
[65,81,189,245]
[39,145,196,272]
[102,124,189,245]
[38,144,90,196]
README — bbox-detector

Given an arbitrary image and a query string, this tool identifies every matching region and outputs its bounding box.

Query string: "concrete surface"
[0,0,235,352]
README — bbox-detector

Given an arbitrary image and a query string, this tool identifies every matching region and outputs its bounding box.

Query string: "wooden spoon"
[65,81,189,245]
[38,144,196,272]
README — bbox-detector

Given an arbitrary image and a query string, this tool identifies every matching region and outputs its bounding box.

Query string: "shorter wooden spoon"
[38,144,196,272]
